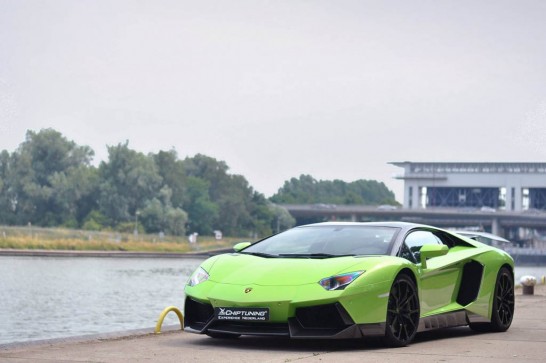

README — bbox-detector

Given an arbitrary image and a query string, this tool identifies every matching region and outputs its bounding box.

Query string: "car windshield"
[241,225,399,258]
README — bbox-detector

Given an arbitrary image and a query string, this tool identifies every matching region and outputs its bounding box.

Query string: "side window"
[399,243,416,263]
[403,230,442,263]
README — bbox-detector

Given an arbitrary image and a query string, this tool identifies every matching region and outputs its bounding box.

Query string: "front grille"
[185,297,214,330]
[295,303,350,329]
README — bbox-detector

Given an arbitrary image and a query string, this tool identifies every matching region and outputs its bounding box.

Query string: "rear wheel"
[470,267,514,332]
[383,274,420,347]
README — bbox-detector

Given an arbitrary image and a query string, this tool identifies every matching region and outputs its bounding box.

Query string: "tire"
[470,267,514,332]
[383,274,420,347]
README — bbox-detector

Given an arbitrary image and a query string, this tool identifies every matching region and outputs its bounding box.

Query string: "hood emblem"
[244,288,253,293]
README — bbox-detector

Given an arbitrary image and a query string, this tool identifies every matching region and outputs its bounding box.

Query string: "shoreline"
[0,248,232,258]
[0,324,182,350]
[2,248,546,267]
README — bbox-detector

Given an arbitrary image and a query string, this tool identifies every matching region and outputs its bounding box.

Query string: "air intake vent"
[295,303,350,329]
[456,261,484,306]
[184,297,214,329]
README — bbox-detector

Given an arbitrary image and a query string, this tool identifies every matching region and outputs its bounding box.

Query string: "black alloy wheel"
[384,274,420,347]
[491,267,515,331]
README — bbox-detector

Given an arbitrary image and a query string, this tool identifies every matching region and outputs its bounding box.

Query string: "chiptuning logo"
[217,308,267,318]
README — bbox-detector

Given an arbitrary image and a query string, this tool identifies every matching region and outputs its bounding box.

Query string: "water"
[0,256,202,345]
[0,256,545,345]
[514,265,546,282]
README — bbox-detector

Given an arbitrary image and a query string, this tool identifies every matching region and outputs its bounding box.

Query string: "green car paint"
[184,222,514,346]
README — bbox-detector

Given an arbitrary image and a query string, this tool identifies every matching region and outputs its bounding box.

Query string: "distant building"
[390,162,546,212]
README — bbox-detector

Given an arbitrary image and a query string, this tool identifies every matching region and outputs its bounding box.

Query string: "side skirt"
[358,310,481,337]
[417,310,471,332]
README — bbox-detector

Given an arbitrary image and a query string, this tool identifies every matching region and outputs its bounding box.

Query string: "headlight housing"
[318,271,364,291]
[187,267,209,287]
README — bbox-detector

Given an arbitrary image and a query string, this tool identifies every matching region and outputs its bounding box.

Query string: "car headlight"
[318,271,364,291]
[188,267,209,287]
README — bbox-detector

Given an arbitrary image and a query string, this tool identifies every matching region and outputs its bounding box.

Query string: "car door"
[402,230,461,316]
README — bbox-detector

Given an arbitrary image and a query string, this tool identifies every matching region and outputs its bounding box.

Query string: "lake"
[0,256,202,345]
[0,256,545,345]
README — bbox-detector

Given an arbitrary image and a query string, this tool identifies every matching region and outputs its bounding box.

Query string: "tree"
[183,176,218,235]
[182,154,276,237]
[139,197,188,236]
[49,166,99,227]
[183,154,230,201]
[0,129,95,226]
[270,175,318,204]
[0,150,16,224]
[98,142,163,227]
[270,174,398,206]
[153,149,186,209]
[268,203,296,233]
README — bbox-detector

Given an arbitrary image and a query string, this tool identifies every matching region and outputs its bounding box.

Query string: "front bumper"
[183,297,385,339]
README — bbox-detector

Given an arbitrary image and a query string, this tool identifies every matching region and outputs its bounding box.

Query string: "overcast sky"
[1,1,546,201]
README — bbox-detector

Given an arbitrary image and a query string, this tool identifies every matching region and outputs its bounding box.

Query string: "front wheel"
[383,274,420,347]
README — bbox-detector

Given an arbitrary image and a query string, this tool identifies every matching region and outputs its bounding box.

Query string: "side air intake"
[456,260,484,306]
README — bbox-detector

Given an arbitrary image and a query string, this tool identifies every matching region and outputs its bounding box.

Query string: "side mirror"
[233,242,252,252]
[419,244,448,269]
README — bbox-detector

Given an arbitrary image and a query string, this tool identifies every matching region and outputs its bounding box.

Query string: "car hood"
[206,253,383,286]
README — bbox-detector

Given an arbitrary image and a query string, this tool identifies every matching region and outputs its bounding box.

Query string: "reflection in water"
[0,256,202,345]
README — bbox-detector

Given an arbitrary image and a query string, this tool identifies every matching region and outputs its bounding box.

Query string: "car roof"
[298,221,449,239]
[302,221,436,230]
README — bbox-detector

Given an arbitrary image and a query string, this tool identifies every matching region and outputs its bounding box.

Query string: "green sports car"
[184,222,514,346]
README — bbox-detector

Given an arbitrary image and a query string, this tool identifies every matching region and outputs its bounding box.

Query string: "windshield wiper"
[240,251,278,258]
[277,253,354,259]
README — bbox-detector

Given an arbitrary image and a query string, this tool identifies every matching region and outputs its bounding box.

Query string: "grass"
[0,225,245,253]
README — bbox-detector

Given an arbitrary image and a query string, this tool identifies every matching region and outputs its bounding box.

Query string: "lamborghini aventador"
[184,222,514,346]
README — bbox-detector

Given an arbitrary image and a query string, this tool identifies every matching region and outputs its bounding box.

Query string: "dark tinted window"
[403,230,443,263]
[242,225,399,257]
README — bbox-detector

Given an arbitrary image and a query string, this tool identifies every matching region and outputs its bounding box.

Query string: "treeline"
[0,129,295,237]
[0,129,398,237]
[271,174,397,205]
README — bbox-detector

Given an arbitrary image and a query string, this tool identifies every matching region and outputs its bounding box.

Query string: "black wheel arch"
[397,267,418,289]
[501,263,514,278]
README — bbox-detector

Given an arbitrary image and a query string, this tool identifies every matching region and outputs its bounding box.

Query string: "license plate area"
[214,307,270,321]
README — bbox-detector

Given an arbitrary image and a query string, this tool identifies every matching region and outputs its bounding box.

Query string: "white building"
[391,162,546,212]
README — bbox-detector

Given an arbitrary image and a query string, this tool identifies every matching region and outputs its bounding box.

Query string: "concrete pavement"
[1,285,545,363]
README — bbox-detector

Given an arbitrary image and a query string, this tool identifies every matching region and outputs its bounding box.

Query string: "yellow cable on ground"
[155,306,184,334]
